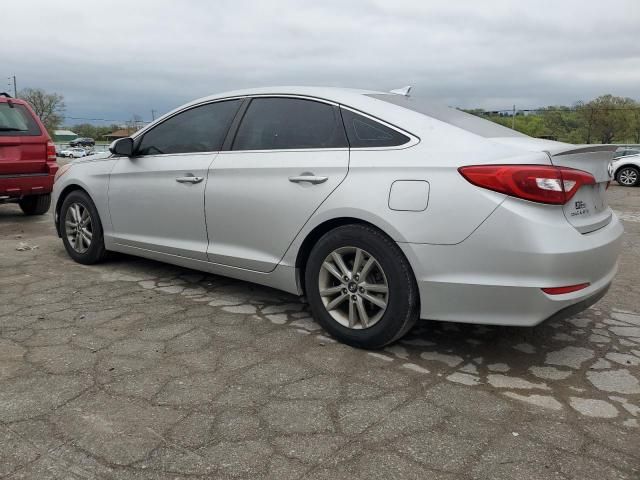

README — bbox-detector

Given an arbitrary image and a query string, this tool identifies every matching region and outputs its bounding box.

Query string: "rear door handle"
[288,175,328,185]
[175,176,204,184]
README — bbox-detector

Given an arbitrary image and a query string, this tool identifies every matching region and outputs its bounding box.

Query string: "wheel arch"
[294,216,417,296]
[615,163,640,174]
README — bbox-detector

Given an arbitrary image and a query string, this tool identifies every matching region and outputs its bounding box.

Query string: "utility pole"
[151,109,157,121]
[12,76,17,98]
[512,104,516,130]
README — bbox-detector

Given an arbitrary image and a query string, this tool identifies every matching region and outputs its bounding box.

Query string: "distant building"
[53,129,78,142]
[104,128,137,141]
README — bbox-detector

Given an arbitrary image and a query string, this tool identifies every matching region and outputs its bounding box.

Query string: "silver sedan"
[52,87,623,348]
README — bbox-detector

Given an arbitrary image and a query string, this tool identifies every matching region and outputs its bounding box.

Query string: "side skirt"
[107,241,302,296]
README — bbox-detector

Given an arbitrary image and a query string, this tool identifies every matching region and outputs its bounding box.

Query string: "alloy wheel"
[65,202,93,253]
[619,168,638,186]
[318,246,389,329]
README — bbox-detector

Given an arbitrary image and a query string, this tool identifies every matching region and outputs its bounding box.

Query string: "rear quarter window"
[340,108,410,148]
[0,103,41,136]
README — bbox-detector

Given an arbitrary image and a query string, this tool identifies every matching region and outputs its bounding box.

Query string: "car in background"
[59,147,90,158]
[611,152,640,186]
[69,137,95,147]
[53,86,622,348]
[0,92,57,215]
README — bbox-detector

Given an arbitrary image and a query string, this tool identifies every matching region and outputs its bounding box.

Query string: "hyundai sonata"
[52,87,623,348]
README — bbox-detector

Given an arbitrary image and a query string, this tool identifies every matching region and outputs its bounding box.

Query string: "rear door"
[205,96,349,272]
[547,145,617,233]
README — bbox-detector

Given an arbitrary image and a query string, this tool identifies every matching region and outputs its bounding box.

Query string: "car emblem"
[607,162,614,179]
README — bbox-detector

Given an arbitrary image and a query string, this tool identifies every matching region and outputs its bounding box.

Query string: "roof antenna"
[390,86,412,97]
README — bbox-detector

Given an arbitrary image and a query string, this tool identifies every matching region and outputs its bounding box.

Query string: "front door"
[206,96,349,272]
[108,99,242,260]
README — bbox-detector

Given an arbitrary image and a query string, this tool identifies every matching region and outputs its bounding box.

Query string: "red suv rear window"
[0,103,42,136]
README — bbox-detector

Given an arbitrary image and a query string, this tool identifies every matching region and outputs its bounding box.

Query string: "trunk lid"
[490,138,616,234]
[547,145,616,234]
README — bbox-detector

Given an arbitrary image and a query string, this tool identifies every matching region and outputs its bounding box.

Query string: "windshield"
[0,103,41,136]
[367,94,526,138]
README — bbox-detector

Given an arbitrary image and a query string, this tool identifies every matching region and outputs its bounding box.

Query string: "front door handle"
[176,176,204,184]
[288,175,328,185]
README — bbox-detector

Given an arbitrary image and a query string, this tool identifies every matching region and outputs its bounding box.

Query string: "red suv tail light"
[46,141,57,162]
[458,165,595,205]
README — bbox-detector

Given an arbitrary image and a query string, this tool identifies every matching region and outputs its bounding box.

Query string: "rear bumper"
[0,172,54,197]
[0,161,58,198]
[400,198,624,326]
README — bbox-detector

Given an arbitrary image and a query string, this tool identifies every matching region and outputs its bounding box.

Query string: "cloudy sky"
[2,0,639,125]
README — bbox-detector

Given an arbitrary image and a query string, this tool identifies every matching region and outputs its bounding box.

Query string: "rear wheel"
[19,193,51,215]
[59,190,107,264]
[305,224,418,349]
[616,166,639,187]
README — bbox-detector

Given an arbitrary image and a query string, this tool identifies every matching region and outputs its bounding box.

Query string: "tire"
[616,166,639,187]
[304,224,419,349]
[59,190,107,264]
[19,193,51,215]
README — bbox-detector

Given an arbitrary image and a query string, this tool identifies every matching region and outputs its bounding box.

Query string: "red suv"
[0,93,58,215]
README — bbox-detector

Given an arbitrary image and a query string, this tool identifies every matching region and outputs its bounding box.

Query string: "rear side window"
[232,98,347,150]
[0,103,41,136]
[137,99,241,155]
[340,108,410,148]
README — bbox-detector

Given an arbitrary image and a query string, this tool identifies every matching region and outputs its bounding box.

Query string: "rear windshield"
[0,103,42,136]
[367,94,526,138]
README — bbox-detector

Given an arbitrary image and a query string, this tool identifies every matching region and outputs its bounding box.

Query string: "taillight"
[47,141,57,162]
[458,165,595,205]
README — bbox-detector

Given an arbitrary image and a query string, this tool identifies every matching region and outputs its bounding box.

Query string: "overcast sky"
[2,0,639,125]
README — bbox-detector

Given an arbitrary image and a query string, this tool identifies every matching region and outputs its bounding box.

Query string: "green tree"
[539,106,584,143]
[18,88,65,136]
[576,94,636,144]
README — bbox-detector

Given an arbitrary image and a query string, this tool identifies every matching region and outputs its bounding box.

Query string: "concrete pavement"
[0,185,638,479]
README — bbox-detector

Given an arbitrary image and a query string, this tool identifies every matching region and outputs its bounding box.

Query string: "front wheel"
[616,166,639,187]
[304,224,419,349]
[59,190,107,264]
[19,193,51,215]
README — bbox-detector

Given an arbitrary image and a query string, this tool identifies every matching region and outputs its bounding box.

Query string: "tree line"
[467,94,640,144]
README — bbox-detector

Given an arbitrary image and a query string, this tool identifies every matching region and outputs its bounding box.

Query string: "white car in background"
[60,147,89,158]
[611,151,640,187]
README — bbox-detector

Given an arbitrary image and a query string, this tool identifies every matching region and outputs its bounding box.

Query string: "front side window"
[232,97,347,150]
[0,103,41,136]
[340,108,410,148]
[137,99,241,155]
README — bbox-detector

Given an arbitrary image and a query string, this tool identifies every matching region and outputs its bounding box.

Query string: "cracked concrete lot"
[1,185,639,479]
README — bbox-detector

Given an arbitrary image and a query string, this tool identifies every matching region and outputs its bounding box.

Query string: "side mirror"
[109,137,134,156]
